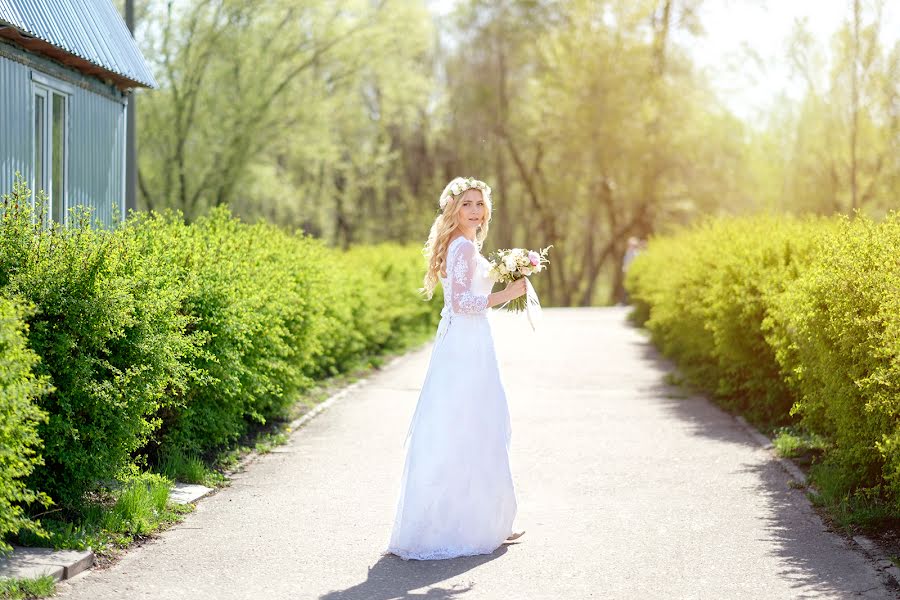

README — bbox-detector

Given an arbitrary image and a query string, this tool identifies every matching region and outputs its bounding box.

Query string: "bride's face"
[456,190,485,233]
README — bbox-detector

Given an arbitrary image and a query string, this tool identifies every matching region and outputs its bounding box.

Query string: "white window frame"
[31,72,71,226]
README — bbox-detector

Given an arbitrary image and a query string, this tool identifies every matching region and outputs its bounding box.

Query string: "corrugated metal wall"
[0,56,33,193]
[69,86,125,226]
[1,53,126,227]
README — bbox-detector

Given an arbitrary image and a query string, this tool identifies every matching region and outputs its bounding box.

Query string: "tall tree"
[136,0,435,235]
[784,0,898,214]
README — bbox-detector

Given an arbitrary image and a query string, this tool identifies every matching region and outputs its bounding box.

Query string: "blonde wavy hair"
[421,187,492,299]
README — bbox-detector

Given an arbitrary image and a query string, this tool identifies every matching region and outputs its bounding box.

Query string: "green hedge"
[0,297,51,553]
[767,215,900,497]
[626,213,900,506]
[0,178,440,528]
[1,182,202,510]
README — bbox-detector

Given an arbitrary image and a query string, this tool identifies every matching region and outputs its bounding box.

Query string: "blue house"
[0,0,156,226]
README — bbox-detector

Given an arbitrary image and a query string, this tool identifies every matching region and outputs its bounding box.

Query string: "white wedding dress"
[386,235,518,560]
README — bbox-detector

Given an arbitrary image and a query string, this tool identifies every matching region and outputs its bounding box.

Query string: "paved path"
[55,308,897,599]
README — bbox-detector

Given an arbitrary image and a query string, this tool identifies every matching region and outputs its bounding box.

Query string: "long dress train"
[385,235,517,561]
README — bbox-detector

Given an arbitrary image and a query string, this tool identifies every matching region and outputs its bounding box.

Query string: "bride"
[385,177,527,561]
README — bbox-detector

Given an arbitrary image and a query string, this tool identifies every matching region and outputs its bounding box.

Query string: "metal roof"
[0,0,156,88]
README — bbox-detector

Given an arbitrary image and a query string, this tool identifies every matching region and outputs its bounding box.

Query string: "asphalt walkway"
[55,308,897,599]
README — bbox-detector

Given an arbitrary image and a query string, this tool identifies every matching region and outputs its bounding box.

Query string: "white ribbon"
[524,277,543,331]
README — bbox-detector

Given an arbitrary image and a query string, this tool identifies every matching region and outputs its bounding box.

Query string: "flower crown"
[439,177,492,211]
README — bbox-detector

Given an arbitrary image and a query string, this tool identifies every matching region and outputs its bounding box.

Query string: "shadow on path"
[629,324,763,450]
[736,460,899,599]
[624,319,899,598]
[319,546,509,600]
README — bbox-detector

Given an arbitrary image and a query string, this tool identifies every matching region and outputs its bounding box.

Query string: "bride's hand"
[504,278,528,300]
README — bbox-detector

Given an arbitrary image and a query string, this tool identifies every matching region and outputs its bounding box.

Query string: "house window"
[32,82,69,225]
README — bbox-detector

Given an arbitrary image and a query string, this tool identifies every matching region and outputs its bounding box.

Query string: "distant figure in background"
[621,237,644,305]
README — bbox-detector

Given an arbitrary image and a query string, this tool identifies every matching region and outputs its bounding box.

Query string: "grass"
[155,449,225,488]
[772,427,827,462]
[0,575,56,599]
[14,473,190,557]
[806,463,898,531]
[254,431,291,455]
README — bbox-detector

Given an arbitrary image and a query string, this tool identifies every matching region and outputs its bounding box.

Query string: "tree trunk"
[850,0,860,211]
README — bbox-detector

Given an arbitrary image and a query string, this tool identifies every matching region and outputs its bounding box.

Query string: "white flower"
[499,263,509,275]
[504,256,517,272]
[521,266,533,276]
[439,177,493,210]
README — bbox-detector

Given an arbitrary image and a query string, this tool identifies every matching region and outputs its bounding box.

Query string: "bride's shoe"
[505,530,525,542]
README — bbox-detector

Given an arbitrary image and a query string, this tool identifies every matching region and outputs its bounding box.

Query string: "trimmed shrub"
[126,208,336,456]
[0,296,52,553]
[342,243,442,357]
[626,212,900,506]
[626,216,825,423]
[126,209,441,458]
[0,176,441,526]
[767,214,900,496]
[1,179,192,511]
[696,217,825,423]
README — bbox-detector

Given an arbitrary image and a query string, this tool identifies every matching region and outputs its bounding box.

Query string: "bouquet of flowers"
[487,246,552,318]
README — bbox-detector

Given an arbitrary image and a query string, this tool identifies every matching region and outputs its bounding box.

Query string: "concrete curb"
[732,414,900,591]
[170,482,214,505]
[0,547,94,582]
[1,484,211,583]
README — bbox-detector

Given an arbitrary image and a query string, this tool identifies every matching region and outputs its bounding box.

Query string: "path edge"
[53,341,429,591]
[732,414,900,591]
[221,345,425,478]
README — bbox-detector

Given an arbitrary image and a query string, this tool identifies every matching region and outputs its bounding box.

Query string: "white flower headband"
[439,177,492,211]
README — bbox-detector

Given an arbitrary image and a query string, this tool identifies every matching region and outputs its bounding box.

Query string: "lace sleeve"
[449,240,489,314]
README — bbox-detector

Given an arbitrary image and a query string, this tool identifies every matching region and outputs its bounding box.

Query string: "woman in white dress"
[385,177,527,561]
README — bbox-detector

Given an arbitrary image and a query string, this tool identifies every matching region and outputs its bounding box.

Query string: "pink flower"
[528,250,540,266]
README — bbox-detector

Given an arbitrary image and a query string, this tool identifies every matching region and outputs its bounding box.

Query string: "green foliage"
[807,462,897,530]
[767,214,900,499]
[124,0,899,310]
[0,574,56,599]
[136,0,435,243]
[99,473,172,536]
[15,473,180,553]
[125,207,328,456]
[154,447,215,487]
[0,178,192,512]
[626,213,900,513]
[0,178,439,544]
[627,216,824,424]
[0,296,52,554]
[127,208,440,458]
[341,243,440,357]
[772,426,827,461]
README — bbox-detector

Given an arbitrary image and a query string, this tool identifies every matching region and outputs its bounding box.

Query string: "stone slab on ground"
[53,308,899,599]
[0,547,93,581]
[169,483,214,505]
